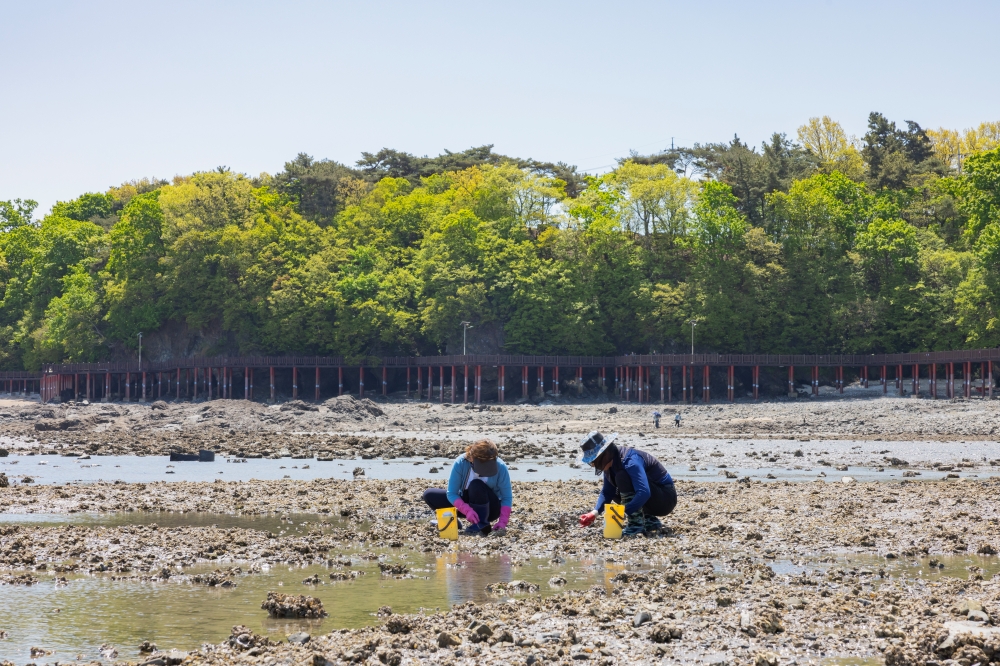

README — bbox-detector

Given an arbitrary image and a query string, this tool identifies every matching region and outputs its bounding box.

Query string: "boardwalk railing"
[18,346,1000,404]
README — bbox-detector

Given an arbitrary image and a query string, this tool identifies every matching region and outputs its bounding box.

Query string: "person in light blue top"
[422,439,513,536]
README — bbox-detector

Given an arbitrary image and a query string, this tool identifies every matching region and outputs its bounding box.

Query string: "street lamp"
[138,332,142,366]
[460,322,473,355]
[688,320,698,355]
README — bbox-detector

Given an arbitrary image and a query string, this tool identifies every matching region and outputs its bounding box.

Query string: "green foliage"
[6,121,1000,368]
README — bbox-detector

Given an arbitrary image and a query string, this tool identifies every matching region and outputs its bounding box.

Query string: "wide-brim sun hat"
[579,431,617,474]
[471,457,499,477]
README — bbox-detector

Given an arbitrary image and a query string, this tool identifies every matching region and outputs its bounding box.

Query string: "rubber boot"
[644,515,663,533]
[464,503,491,535]
[619,491,645,536]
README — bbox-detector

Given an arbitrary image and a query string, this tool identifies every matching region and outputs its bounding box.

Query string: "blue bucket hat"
[579,431,617,474]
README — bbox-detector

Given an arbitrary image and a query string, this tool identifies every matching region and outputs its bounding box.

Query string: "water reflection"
[0,551,608,664]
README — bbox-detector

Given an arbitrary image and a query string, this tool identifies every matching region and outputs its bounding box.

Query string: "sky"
[2,0,1000,215]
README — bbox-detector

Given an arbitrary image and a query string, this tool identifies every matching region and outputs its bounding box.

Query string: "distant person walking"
[674,413,681,428]
[652,410,661,429]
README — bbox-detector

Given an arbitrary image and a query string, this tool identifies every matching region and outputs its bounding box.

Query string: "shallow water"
[2,454,992,486]
[0,551,612,663]
[0,511,341,535]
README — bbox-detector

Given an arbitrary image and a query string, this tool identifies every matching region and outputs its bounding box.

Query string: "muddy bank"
[2,394,1000,465]
[2,477,999,574]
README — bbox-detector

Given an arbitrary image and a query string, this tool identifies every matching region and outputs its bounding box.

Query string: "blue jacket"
[594,445,673,515]
[446,454,513,507]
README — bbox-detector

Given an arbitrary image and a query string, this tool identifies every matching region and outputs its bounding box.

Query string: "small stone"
[841,476,855,484]
[633,611,652,627]
[287,632,310,645]
[754,651,779,666]
[957,599,983,614]
[968,609,990,623]
[437,631,461,648]
[385,617,411,634]
[649,625,682,643]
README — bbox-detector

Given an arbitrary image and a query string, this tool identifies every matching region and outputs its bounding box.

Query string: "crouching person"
[422,439,512,536]
[577,431,676,536]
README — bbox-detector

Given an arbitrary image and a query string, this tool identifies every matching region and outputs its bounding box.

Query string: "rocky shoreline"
[3,393,1000,464]
[2,391,1000,666]
[0,476,998,664]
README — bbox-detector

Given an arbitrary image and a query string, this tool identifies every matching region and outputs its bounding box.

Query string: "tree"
[797,116,864,179]
[863,112,947,190]
[0,199,37,232]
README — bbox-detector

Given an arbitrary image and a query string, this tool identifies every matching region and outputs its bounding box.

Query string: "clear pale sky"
[3,0,999,214]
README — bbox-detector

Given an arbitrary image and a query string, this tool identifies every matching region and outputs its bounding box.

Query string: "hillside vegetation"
[3,113,1000,369]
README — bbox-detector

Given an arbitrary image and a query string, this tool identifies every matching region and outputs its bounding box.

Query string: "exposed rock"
[260,592,327,618]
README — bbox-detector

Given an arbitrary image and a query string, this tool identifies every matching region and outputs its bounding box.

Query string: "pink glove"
[493,506,512,531]
[452,498,479,525]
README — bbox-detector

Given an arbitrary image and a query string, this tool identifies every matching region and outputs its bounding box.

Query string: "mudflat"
[0,393,998,665]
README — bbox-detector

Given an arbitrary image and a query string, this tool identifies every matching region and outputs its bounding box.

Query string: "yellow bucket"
[436,508,459,541]
[604,503,625,539]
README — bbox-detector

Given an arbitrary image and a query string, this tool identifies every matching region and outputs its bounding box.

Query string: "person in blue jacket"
[422,439,513,536]
[577,431,677,536]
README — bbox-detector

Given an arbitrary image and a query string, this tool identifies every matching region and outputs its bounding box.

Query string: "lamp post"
[688,320,697,355]
[460,321,472,355]
[138,332,142,366]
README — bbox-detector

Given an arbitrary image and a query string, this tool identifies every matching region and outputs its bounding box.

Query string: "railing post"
[703,365,710,403]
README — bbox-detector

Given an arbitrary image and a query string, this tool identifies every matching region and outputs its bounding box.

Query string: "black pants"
[614,471,677,516]
[423,480,501,522]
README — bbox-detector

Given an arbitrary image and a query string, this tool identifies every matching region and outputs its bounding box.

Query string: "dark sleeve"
[623,454,651,514]
[593,474,616,513]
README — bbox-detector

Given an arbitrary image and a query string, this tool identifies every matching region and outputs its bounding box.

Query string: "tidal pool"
[0,511,342,535]
[0,551,615,664]
[1,454,981,486]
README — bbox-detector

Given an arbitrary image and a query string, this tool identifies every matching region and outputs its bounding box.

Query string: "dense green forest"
[3,112,1000,369]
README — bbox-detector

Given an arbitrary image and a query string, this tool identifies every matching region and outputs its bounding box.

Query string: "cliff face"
[443,321,506,356]
[112,320,241,363]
